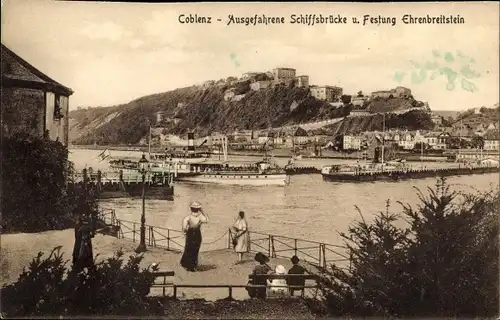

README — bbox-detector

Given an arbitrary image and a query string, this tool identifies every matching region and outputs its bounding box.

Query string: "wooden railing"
[97,210,351,270]
[229,229,350,270]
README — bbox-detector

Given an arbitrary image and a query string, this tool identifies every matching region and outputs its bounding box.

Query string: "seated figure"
[267,265,288,297]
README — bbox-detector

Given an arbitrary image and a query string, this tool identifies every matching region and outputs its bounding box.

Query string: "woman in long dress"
[180,201,209,271]
[232,211,249,264]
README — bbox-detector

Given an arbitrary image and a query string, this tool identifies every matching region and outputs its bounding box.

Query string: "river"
[69,148,499,248]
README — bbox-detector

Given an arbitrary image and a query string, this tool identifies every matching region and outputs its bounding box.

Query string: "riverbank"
[70,145,453,162]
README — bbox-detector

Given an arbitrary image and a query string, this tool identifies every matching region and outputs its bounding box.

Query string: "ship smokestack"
[187,132,195,153]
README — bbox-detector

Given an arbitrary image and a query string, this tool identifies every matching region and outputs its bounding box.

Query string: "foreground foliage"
[0,247,162,317]
[1,134,98,233]
[318,178,499,317]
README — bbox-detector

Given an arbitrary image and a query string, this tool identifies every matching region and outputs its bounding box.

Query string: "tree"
[317,178,499,317]
[2,134,98,233]
[471,135,485,149]
[413,142,430,152]
[357,91,363,97]
[341,95,352,104]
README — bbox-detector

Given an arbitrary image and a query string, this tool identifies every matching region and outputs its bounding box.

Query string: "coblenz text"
[290,14,348,25]
[178,14,212,24]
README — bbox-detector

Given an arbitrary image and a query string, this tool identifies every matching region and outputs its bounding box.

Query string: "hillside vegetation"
[69,83,429,145]
[322,110,435,136]
[454,103,499,126]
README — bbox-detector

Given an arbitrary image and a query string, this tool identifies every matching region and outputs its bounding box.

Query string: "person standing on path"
[180,201,209,272]
[232,211,249,264]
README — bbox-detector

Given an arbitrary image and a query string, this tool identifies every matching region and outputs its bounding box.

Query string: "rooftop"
[1,43,73,96]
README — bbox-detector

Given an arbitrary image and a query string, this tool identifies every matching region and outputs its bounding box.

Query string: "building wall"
[273,68,296,79]
[250,81,271,91]
[484,140,499,150]
[1,87,45,138]
[311,86,342,102]
[296,76,309,88]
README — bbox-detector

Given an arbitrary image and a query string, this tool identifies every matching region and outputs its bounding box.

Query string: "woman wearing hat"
[180,201,209,272]
[246,252,272,299]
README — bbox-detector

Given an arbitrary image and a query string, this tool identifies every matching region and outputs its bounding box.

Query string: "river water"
[69,148,499,248]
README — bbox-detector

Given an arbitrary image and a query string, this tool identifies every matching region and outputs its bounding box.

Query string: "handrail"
[97,210,351,270]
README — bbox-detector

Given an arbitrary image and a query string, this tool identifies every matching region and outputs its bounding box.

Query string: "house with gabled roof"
[1,43,73,146]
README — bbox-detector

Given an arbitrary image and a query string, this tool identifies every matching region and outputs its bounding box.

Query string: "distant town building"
[329,102,344,108]
[425,131,450,150]
[250,80,272,91]
[351,95,368,107]
[371,86,412,99]
[210,132,226,145]
[483,130,499,150]
[334,134,362,150]
[273,67,296,80]
[232,130,254,142]
[310,85,343,102]
[430,113,443,126]
[224,89,236,101]
[295,75,310,88]
[1,43,73,146]
[156,111,165,124]
[348,110,371,117]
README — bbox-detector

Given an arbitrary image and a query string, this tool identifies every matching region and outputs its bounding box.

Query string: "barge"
[321,163,499,182]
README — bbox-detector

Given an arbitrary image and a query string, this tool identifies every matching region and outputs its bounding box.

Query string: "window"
[53,94,62,120]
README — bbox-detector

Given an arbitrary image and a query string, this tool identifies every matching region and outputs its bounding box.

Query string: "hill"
[453,103,499,127]
[433,110,461,120]
[69,83,430,146]
[320,110,435,136]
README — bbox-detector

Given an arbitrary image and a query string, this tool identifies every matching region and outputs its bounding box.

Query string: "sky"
[1,0,499,111]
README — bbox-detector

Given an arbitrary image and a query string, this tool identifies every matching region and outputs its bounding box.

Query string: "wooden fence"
[98,210,351,270]
[228,229,351,270]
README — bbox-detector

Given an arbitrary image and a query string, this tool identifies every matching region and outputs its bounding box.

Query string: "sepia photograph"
[1,0,499,318]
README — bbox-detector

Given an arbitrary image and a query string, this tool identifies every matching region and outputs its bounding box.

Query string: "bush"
[1,247,162,317]
[1,135,99,233]
[318,178,499,317]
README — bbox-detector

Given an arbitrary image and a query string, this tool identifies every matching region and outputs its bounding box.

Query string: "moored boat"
[174,158,290,186]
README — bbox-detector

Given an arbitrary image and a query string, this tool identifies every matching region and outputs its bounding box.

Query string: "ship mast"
[148,124,152,160]
[381,112,385,166]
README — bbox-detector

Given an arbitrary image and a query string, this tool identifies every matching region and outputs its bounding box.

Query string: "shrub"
[318,178,499,317]
[1,247,162,317]
[1,135,99,233]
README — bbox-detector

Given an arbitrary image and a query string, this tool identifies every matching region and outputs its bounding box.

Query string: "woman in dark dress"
[180,201,209,271]
[72,215,95,271]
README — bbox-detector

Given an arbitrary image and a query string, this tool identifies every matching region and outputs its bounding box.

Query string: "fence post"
[322,244,326,268]
[167,229,170,250]
[173,286,177,300]
[149,226,152,246]
[133,223,136,242]
[294,239,298,256]
[228,286,233,300]
[318,243,322,268]
[227,228,231,249]
[268,235,272,257]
